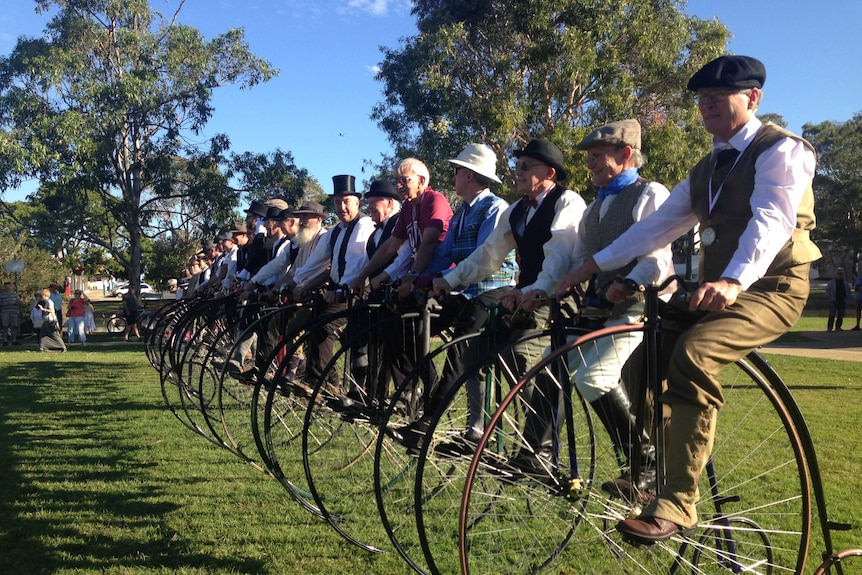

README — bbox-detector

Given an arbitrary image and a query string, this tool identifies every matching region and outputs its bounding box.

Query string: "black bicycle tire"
[458,325,811,575]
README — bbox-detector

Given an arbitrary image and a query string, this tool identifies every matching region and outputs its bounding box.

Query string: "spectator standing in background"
[825,267,851,331]
[0,282,21,346]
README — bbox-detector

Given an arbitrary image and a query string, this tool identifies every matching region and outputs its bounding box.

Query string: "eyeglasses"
[694,89,751,106]
[515,161,546,172]
[453,166,465,175]
[394,175,414,185]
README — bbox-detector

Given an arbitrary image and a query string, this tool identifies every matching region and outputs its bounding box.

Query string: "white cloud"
[367,64,382,76]
[345,0,412,18]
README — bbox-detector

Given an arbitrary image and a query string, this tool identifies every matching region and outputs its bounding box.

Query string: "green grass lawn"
[0,323,859,574]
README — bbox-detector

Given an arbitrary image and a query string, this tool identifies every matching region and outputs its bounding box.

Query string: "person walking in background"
[49,283,64,333]
[83,294,96,334]
[66,289,88,346]
[0,281,22,346]
[29,291,44,338]
[37,288,66,352]
[825,267,851,331]
[121,286,141,341]
[853,270,862,330]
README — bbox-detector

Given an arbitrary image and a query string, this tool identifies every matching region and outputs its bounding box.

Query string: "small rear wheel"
[106,315,126,333]
[813,548,862,575]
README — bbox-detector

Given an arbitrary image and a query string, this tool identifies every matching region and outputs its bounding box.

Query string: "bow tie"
[522,195,538,208]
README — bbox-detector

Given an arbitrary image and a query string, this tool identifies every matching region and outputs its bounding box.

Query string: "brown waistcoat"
[689,123,821,283]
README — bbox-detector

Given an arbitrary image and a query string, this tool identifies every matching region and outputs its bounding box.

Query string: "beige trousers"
[644,266,810,526]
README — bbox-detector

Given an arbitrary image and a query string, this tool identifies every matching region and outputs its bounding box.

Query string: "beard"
[293,225,318,248]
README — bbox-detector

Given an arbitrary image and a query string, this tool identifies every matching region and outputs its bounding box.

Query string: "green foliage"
[228,148,311,207]
[373,0,727,200]
[145,234,195,288]
[0,227,67,305]
[803,113,862,272]
[0,0,278,291]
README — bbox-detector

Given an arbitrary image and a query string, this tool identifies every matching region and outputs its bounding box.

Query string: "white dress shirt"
[594,116,816,290]
[445,186,587,295]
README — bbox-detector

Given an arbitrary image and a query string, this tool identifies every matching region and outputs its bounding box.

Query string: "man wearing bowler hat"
[246,207,296,292]
[558,55,821,543]
[274,200,329,293]
[363,179,411,288]
[424,139,586,456]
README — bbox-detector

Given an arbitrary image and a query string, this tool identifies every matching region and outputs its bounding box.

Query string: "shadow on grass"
[0,355,269,574]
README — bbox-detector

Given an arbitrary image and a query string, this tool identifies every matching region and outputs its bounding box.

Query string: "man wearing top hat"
[229,222,250,279]
[558,55,820,543]
[288,175,375,394]
[240,199,270,280]
[292,175,375,299]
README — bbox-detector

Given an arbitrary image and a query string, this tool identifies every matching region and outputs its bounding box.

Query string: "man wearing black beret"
[558,55,821,543]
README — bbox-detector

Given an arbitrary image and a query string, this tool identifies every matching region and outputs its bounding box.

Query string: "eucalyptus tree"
[803,113,862,271]
[0,0,277,288]
[372,0,729,199]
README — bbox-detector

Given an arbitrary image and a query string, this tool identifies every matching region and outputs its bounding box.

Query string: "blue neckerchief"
[597,168,639,201]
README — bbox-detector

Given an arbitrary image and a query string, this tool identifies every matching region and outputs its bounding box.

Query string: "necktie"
[715,147,739,169]
[458,202,471,236]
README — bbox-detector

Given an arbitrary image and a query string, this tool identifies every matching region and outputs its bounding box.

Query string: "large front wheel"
[459,328,811,575]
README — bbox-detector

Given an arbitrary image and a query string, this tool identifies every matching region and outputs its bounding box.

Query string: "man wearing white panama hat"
[425,143,516,296]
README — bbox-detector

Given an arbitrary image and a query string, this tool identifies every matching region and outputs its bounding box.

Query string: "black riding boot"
[589,384,656,497]
[508,372,557,476]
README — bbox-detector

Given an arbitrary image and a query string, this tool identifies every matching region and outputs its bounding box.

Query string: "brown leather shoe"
[616,516,692,544]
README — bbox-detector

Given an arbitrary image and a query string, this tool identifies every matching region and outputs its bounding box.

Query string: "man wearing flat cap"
[424,138,586,458]
[563,119,673,498]
[559,55,820,543]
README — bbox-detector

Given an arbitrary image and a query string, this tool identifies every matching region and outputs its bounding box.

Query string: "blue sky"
[2,0,860,202]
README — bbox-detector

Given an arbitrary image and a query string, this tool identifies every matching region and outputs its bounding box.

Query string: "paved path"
[761,329,862,362]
